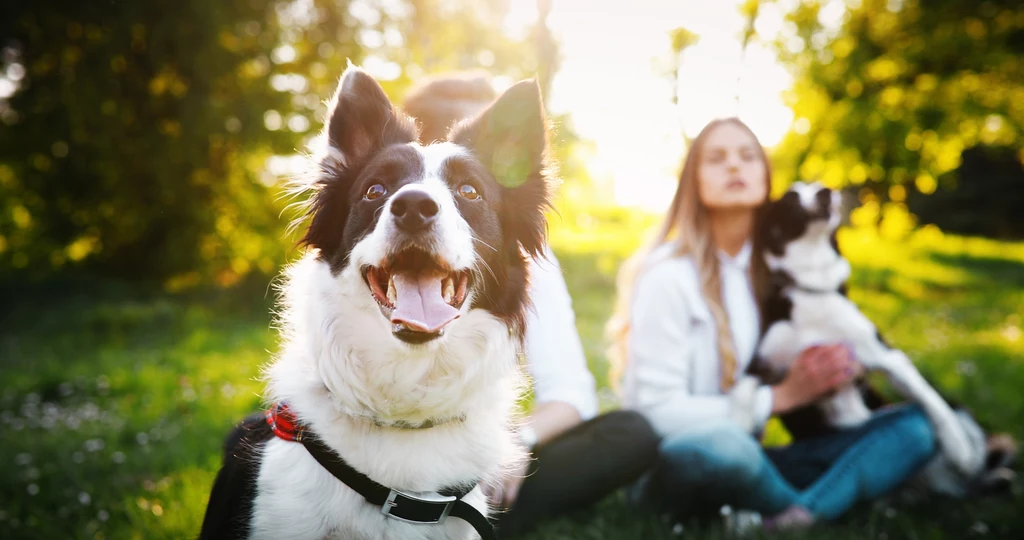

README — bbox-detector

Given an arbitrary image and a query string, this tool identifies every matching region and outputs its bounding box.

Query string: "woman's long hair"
[607,118,773,392]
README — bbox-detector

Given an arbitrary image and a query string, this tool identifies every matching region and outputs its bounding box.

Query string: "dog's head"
[761,181,842,259]
[299,67,550,346]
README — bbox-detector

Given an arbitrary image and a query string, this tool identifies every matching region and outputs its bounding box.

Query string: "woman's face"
[697,122,768,211]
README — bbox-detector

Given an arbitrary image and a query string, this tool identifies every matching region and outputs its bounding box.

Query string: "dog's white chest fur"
[759,289,878,426]
[248,256,523,540]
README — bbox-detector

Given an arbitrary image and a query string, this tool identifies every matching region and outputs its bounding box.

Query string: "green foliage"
[0,279,274,538]
[0,0,544,286]
[373,0,541,100]
[771,0,1024,228]
[0,0,300,283]
[669,27,700,55]
[908,144,1024,238]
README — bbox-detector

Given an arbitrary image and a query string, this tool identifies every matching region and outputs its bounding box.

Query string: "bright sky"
[506,0,797,209]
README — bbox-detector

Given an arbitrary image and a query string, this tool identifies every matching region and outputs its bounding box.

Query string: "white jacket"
[523,246,599,421]
[621,242,774,437]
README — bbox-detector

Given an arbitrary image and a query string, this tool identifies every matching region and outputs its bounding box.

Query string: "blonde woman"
[609,118,937,528]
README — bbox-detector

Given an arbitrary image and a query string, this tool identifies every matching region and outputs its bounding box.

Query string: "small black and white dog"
[199,66,552,539]
[747,181,1016,498]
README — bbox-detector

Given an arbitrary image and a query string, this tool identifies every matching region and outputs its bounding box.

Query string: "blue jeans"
[641,405,937,520]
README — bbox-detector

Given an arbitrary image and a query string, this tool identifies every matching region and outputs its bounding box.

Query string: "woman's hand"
[484,401,581,510]
[771,344,859,414]
[485,458,530,510]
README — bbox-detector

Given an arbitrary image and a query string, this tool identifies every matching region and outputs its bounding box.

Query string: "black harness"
[267,403,496,539]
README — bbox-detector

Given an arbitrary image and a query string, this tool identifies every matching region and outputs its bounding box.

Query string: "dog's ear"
[324,65,417,166]
[300,67,416,259]
[450,80,551,257]
[761,197,787,256]
[763,220,784,256]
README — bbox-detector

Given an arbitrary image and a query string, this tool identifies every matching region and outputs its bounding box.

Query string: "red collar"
[265,402,305,442]
[268,401,466,432]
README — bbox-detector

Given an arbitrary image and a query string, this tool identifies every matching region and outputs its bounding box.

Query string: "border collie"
[747,181,1016,498]
[198,66,552,539]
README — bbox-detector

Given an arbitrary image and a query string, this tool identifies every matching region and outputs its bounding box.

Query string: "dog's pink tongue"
[391,272,460,333]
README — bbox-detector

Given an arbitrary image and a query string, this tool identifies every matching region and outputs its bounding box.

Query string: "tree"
[0,0,303,284]
[0,0,540,284]
[771,0,1024,231]
[662,27,700,144]
[908,144,1024,238]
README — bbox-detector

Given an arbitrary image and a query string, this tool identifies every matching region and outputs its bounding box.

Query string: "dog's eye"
[365,184,387,201]
[458,184,480,200]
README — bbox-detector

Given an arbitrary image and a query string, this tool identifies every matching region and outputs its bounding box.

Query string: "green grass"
[1,221,1023,539]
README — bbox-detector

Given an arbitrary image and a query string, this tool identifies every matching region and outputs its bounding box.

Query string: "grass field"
[1,216,1023,539]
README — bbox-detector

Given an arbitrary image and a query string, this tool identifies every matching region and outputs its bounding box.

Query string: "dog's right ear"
[761,192,795,256]
[300,67,417,258]
[323,65,417,166]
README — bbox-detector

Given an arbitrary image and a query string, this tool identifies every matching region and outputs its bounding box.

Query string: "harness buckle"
[380,489,457,524]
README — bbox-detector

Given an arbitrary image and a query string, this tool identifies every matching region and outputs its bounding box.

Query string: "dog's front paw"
[864,349,910,374]
[728,377,761,433]
[937,420,985,477]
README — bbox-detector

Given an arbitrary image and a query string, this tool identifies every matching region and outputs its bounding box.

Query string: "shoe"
[763,505,814,532]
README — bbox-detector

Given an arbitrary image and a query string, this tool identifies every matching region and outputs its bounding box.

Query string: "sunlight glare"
[545,0,799,209]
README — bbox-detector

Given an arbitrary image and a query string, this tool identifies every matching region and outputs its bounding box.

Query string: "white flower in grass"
[85,438,105,452]
[956,360,978,376]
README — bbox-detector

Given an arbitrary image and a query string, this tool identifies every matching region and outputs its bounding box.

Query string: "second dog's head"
[299,66,551,346]
[761,181,842,261]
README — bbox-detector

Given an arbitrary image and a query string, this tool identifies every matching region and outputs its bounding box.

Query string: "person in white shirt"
[402,74,660,538]
[608,118,938,529]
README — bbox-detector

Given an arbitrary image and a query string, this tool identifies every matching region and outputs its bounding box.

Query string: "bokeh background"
[1,0,1022,538]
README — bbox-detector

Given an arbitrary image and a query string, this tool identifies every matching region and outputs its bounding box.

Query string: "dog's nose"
[390,190,439,232]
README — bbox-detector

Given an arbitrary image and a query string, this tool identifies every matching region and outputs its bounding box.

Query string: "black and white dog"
[199,67,552,539]
[746,181,1016,498]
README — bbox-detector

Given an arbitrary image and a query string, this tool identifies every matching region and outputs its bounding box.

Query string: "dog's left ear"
[760,201,787,257]
[451,80,551,256]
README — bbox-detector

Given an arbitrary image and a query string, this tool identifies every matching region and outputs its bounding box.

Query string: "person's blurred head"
[691,119,770,213]
[401,72,496,143]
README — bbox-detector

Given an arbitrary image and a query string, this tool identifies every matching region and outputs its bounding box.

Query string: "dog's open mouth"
[363,249,470,344]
